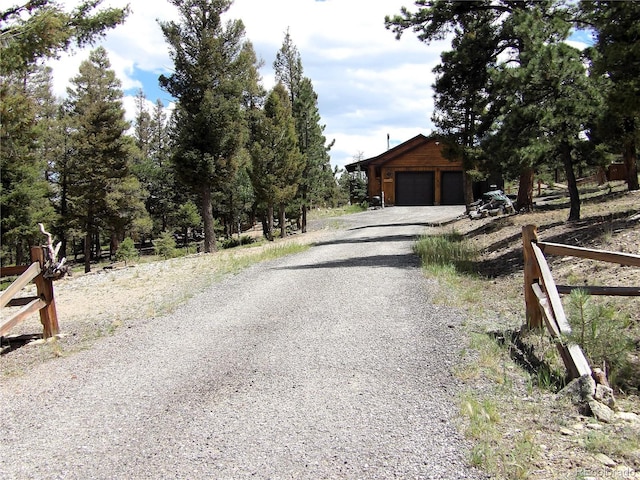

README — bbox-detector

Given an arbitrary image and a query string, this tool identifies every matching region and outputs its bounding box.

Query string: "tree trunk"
[462,170,474,213]
[562,142,581,221]
[110,232,120,260]
[15,240,24,266]
[261,214,268,239]
[266,203,274,241]
[623,138,639,191]
[94,232,100,261]
[201,184,216,253]
[279,204,286,239]
[59,169,68,259]
[516,167,535,212]
[84,231,91,273]
[301,189,308,233]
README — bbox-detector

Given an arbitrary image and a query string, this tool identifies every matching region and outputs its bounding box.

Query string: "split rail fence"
[522,224,640,380]
[0,246,59,339]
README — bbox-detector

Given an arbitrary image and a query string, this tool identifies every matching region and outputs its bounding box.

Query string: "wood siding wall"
[367,141,463,205]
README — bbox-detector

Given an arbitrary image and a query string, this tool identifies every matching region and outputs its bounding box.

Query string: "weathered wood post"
[30,246,59,338]
[522,225,542,329]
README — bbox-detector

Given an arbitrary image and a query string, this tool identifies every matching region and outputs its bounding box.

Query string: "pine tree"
[516,42,601,220]
[249,83,304,240]
[31,67,75,257]
[0,68,56,264]
[0,1,128,74]
[66,47,140,272]
[132,92,178,234]
[159,0,262,253]
[274,32,334,232]
[582,1,640,191]
[295,78,335,227]
[386,1,579,211]
[488,2,577,212]
[431,9,498,208]
[1,0,127,265]
[274,28,303,109]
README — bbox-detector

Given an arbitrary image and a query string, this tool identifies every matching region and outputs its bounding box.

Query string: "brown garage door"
[395,172,434,206]
[441,171,465,205]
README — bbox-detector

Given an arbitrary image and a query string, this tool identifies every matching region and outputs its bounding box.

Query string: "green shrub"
[115,237,138,265]
[221,235,255,249]
[154,231,177,259]
[565,289,634,388]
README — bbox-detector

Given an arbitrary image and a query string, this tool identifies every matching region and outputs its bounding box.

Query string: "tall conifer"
[249,83,304,240]
[67,47,142,272]
[0,68,56,264]
[582,1,640,191]
[274,31,333,232]
[159,0,261,252]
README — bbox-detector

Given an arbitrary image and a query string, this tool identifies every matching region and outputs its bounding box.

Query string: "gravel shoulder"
[0,207,485,479]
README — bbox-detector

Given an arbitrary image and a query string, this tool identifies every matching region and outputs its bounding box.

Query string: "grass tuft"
[413,231,478,273]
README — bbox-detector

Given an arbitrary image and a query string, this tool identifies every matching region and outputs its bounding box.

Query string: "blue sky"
[48,0,590,170]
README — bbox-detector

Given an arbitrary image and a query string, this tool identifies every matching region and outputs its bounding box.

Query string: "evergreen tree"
[132,92,178,234]
[159,0,262,253]
[294,77,334,228]
[508,41,601,220]
[431,8,498,208]
[66,47,141,272]
[274,28,303,109]
[492,3,577,211]
[581,1,640,191]
[274,32,334,232]
[0,0,128,74]
[335,167,353,206]
[249,83,304,240]
[174,200,202,249]
[104,174,151,257]
[0,0,128,265]
[0,68,56,264]
[32,66,67,251]
[133,90,154,161]
[215,159,255,238]
[386,0,578,211]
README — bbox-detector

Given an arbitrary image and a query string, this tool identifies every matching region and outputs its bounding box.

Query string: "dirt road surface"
[1,206,487,479]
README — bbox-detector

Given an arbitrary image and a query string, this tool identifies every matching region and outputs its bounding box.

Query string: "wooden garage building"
[345,134,464,206]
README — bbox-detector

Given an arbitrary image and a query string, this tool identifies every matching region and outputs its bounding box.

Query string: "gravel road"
[1,206,486,479]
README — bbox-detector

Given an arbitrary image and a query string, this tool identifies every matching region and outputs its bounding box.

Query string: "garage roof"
[344,134,442,172]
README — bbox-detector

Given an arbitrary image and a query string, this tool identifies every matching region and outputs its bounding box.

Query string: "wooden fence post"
[30,246,59,338]
[522,225,543,329]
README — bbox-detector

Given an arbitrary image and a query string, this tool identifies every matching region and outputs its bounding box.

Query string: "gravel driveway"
[1,206,485,479]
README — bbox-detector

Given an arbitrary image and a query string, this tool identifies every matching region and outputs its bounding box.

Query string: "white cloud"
[565,40,589,51]
[48,0,450,169]
[226,0,449,169]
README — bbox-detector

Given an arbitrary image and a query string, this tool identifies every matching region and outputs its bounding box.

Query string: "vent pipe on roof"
[387,133,390,150]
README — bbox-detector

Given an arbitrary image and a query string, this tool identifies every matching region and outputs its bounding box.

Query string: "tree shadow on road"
[346,220,458,231]
[274,253,421,270]
[313,233,421,247]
